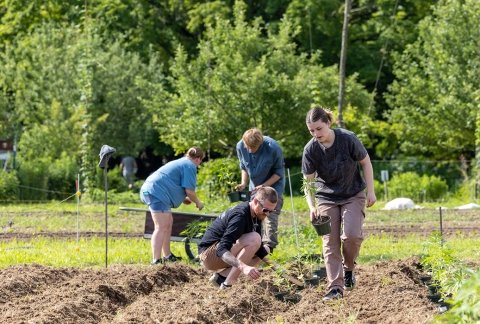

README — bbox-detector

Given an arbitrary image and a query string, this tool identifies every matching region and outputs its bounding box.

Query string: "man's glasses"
[257,199,276,214]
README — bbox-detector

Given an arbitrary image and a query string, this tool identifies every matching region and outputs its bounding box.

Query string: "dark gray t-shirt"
[302,128,367,203]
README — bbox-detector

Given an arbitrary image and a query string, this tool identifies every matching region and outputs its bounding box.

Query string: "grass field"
[1,195,479,268]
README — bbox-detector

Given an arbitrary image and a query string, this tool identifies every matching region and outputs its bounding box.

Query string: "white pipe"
[287,168,299,248]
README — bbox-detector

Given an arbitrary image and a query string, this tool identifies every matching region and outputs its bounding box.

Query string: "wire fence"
[1,204,479,241]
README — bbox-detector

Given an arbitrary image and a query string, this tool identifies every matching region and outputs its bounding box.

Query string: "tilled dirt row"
[0,259,438,323]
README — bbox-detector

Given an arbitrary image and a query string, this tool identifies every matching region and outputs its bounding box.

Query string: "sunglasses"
[257,199,276,214]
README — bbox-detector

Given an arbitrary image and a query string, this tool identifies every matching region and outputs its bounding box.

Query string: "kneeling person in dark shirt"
[198,186,278,289]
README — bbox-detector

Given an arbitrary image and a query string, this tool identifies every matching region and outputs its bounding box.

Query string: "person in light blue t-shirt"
[140,147,205,265]
[235,128,285,253]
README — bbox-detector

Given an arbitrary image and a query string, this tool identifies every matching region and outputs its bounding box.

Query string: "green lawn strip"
[2,234,478,269]
[0,238,194,268]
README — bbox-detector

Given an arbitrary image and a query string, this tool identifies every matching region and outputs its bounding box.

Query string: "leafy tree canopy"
[386,0,480,161]
[143,0,371,159]
[0,22,163,167]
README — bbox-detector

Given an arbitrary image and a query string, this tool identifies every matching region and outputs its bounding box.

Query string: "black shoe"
[323,288,343,301]
[150,259,163,265]
[163,253,181,262]
[209,273,226,287]
[344,271,356,291]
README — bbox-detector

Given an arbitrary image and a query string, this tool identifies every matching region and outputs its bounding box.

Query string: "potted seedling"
[302,177,331,236]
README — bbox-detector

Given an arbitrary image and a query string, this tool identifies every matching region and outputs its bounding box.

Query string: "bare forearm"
[260,174,280,188]
[360,156,375,193]
[185,189,200,204]
[221,251,242,269]
[241,170,249,187]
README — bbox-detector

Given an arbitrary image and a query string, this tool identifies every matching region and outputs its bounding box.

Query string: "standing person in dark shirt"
[198,186,278,289]
[302,106,376,301]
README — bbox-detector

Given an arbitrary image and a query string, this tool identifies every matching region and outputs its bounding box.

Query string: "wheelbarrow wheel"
[183,238,197,261]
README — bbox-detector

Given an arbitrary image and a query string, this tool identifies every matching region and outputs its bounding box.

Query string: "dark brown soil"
[0,258,439,323]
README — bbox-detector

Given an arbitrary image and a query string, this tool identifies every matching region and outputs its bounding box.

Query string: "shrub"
[452,178,478,201]
[47,153,79,200]
[388,172,422,199]
[197,157,240,199]
[0,170,19,202]
[420,174,448,201]
[387,171,448,202]
[374,179,386,201]
[17,155,82,201]
[438,269,480,323]
[94,166,129,192]
[17,158,50,201]
[82,188,139,205]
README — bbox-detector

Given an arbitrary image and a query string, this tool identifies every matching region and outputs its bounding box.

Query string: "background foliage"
[0,0,478,201]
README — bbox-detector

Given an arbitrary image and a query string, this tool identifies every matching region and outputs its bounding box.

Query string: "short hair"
[256,186,278,204]
[186,146,205,160]
[306,106,334,124]
[242,128,264,149]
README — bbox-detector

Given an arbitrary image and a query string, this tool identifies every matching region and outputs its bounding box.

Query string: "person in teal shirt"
[140,147,205,264]
[235,128,285,253]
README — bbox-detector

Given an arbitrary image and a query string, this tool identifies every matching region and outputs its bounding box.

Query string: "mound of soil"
[0,258,439,323]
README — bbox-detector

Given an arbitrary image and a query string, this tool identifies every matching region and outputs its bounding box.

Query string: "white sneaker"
[219,282,232,290]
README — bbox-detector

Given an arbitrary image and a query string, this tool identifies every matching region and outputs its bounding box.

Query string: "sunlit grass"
[1,231,479,269]
[0,237,194,268]
[1,197,479,269]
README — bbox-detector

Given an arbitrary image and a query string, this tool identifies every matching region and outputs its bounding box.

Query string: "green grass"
[2,231,478,269]
[0,237,194,268]
[0,196,479,268]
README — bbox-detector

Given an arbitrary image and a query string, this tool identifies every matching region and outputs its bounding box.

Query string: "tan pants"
[318,191,366,291]
[199,232,262,271]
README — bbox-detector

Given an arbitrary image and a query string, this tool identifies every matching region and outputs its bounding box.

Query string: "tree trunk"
[476,108,480,199]
[337,0,352,128]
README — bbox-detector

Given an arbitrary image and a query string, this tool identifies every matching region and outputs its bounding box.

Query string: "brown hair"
[242,128,264,149]
[186,146,205,160]
[255,186,278,204]
[306,106,334,124]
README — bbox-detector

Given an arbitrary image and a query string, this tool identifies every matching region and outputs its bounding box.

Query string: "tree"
[0,22,163,190]
[143,0,372,159]
[385,0,479,162]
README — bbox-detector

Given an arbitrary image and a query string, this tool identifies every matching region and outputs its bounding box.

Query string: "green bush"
[197,157,240,199]
[388,171,448,202]
[420,174,448,201]
[17,158,50,201]
[94,166,129,192]
[47,153,79,200]
[374,179,386,201]
[0,170,19,202]
[422,234,479,323]
[388,172,422,199]
[82,188,139,205]
[452,178,478,202]
[438,269,480,323]
[17,155,82,201]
